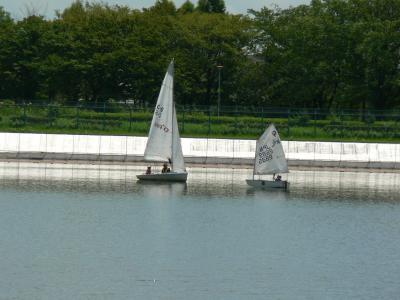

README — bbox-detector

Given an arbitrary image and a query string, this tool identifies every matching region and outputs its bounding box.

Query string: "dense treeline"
[0,0,399,111]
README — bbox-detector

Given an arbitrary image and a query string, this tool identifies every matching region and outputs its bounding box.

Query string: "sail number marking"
[258,145,273,164]
[154,105,169,132]
[271,138,281,148]
[155,122,170,133]
[155,105,164,118]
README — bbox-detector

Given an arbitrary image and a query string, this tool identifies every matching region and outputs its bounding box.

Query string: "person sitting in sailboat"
[273,174,282,181]
[146,166,152,175]
[162,163,169,173]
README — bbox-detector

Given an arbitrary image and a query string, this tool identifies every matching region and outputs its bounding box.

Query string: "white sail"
[144,61,174,162]
[143,60,186,172]
[254,124,288,175]
[171,105,186,172]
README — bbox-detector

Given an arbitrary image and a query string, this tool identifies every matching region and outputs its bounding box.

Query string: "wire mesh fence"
[1,101,400,142]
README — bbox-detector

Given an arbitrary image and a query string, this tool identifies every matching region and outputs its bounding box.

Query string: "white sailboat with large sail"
[246,124,289,189]
[137,60,188,182]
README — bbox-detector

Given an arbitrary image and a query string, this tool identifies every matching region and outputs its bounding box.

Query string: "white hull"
[137,172,188,182]
[246,179,289,189]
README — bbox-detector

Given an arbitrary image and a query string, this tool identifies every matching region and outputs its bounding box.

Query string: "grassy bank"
[1,102,400,143]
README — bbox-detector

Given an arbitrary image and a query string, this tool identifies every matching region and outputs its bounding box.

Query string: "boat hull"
[137,172,188,182]
[246,179,289,189]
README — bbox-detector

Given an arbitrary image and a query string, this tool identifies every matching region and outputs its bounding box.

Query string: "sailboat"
[137,60,188,182]
[246,124,289,189]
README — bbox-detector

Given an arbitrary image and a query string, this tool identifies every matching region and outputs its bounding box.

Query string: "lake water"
[0,162,399,300]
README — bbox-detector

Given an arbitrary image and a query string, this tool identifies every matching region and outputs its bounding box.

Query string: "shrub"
[290,114,310,126]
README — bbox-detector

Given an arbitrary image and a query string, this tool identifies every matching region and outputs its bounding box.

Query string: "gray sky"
[1,0,309,19]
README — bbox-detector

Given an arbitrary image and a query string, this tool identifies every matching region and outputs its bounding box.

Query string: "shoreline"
[1,132,399,172]
[1,158,399,174]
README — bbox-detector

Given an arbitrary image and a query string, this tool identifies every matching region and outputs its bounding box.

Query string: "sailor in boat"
[145,166,152,175]
[273,173,282,181]
[161,162,171,173]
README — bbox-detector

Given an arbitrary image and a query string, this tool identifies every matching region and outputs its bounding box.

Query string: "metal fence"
[1,102,400,141]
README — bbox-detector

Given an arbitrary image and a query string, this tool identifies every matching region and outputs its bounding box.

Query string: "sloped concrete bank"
[0,132,399,170]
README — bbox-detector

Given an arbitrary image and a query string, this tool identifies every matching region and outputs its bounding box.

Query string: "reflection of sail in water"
[138,182,187,198]
[188,167,249,197]
[246,187,289,200]
[1,162,400,201]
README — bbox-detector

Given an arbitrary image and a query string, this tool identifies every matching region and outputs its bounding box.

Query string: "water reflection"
[0,161,399,202]
[289,170,400,202]
[1,162,400,300]
[137,181,188,198]
[246,187,290,201]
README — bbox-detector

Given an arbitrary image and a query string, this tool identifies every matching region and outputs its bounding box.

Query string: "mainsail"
[143,60,186,173]
[254,124,288,175]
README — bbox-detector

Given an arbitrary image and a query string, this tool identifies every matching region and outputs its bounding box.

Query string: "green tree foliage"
[147,0,176,15]
[0,6,11,24]
[173,13,251,105]
[250,0,400,110]
[11,15,50,102]
[178,1,195,14]
[0,0,400,112]
[0,0,247,107]
[197,0,226,13]
[0,7,15,97]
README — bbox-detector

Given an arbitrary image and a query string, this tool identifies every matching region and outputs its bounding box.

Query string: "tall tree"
[250,0,400,110]
[197,0,226,13]
[173,12,251,106]
[0,7,15,98]
[147,0,176,15]
[178,1,195,14]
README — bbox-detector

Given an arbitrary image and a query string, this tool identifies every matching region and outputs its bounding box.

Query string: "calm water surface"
[0,162,399,300]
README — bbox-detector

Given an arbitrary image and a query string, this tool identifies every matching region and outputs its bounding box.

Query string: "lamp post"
[217,64,223,118]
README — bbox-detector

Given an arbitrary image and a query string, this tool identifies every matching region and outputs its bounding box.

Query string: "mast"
[171,103,175,170]
[168,59,186,173]
[170,60,175,170]
[252,141,257,180]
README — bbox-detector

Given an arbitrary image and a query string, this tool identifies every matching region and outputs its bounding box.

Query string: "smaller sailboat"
[137,60,188,182]
[246,124,289,189]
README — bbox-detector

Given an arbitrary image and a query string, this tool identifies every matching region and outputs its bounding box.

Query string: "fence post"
[340,110,344,138]
[367,110,370,138]
[76,104,80,129]
[261,107,264,131]
[314,108,317,138]
[208,107,211,135]
[235,106,238,135]
[23,102,27,127]
[182,105,185,134]
[287,108,290,137]
[102,102,106,131]
[48,104,53,128]
[129,106,132,131]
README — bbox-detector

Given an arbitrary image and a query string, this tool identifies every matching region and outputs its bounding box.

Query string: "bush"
[47,105,59,122]
[290,114,310,126]
[364,114,375,125]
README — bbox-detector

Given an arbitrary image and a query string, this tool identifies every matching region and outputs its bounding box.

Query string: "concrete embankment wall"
[0,132,399,169]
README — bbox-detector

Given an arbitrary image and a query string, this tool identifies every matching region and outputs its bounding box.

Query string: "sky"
[1,0,309,19]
